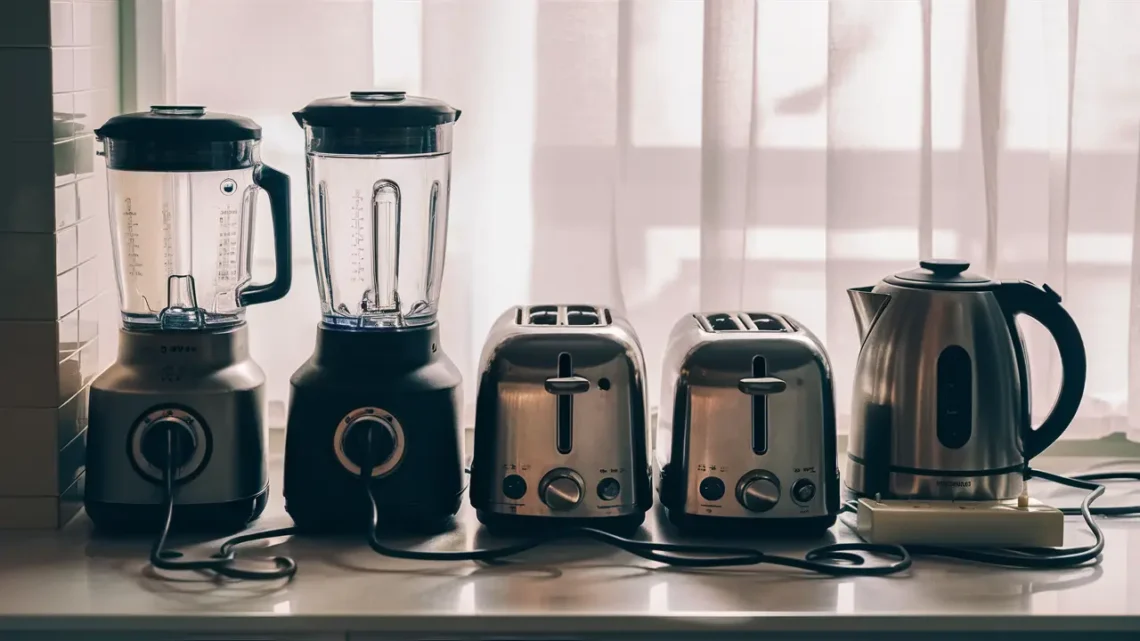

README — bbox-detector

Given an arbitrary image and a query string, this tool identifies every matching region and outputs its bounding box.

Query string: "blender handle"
[241,164,293,306]
[994,280,1087,460]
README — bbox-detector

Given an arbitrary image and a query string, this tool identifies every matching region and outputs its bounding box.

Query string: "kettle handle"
[994,281,1087,460]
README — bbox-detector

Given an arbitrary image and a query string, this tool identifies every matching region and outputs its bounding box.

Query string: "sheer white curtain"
[165,0,1140,441]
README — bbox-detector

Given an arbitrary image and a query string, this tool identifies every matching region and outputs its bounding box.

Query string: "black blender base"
[283,323,466,537]
[475,509,646,536]
[84,487,269,535]
[662,506,836,538]
[286,488,463,535]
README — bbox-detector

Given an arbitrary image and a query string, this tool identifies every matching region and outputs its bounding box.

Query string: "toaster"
[657,312,839,534]
[470,304,652,532]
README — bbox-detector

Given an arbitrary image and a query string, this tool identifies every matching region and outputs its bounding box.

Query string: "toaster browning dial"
[736,470,781,512]
[539,468,585,511]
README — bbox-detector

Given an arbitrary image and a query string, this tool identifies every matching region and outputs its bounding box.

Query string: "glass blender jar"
[284,92,465,532]
[97,106,292,329]
[299,91,454,328]
[85,106,292,532]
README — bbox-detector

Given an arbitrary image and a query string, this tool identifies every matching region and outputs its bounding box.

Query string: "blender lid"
[293,91,461,129]
[94,106,262,143]
[884,259,996,291]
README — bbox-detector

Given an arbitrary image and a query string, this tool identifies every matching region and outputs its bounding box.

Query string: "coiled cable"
[149,424,297,581]
[357,426,912,576]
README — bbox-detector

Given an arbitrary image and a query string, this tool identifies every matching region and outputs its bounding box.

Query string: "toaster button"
[791,478,816,504]
[698,477,726,501]
[596,477,622,501]
[502,474,528,500]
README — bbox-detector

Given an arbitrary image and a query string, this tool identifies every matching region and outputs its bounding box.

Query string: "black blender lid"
[293,91,461,128]
[95,106,262,143]
[885,259,996,290]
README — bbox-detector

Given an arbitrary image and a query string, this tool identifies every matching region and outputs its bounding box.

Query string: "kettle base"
[475,509,645,536]
[844,455,1027,501]
[663,507,836,538]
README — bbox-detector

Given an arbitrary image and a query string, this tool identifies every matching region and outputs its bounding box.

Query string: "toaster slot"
[557,353,574,453]
[742,312,788,332]
[566,305,600,326]
[736,356,789,455]
[545,352,591,454]
[751,356,768,455]
[703,313,744,332]
[527,305,559,325]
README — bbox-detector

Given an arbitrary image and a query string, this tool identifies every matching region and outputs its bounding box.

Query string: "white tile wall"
[0,0,119,528]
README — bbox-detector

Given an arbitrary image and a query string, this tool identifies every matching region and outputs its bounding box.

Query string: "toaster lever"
[545,376,591,394]
[738,377,787,395]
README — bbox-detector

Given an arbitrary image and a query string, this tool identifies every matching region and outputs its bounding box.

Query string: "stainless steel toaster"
[657,312,839,533]
[470,304,652,532]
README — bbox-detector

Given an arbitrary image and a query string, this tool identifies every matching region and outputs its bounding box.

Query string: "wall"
[0,0,119,528]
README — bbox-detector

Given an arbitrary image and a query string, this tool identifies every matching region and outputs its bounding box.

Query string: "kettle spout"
[848,286,890,341]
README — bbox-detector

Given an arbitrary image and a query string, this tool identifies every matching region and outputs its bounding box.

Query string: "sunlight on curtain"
[168,0,1140,443]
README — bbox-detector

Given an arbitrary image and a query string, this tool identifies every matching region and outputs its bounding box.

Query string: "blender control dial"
[736,470,781,512]
[342,415,397,470]
[538,468,584,511]
[129,407,209,484]
[333,407,405,478]
[139,418,198,470]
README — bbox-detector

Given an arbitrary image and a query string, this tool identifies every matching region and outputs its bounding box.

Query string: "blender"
[285,91,463,533]
[86,106,292,532]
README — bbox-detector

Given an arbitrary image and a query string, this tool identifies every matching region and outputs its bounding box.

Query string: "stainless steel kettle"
[845,259,1086,500]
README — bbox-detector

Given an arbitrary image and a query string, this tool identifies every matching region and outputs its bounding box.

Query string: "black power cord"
[357,428,912,576]
[839,468,1140,569]
[149,425,297,581]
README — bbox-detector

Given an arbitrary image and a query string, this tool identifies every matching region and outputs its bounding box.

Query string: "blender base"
[84,326,270,534]
[86,488,269,534]
[283,323,465,534]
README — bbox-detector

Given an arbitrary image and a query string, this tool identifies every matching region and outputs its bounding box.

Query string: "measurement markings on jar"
[215,205,241,286]
[123,198,144,278]
[350,190,366,282]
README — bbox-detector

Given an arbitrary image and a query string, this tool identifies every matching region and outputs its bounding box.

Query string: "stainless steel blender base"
[85,325,269,532]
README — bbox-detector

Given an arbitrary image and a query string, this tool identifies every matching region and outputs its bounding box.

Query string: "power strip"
[854,497,1065,547]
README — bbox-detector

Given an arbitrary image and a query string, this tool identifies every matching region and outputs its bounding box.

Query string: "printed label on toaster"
[696,464,730,473]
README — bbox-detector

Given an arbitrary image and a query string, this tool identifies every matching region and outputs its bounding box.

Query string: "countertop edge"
[0,614,1138,634]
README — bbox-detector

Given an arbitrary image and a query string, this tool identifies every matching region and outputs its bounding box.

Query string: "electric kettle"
[845,259,1086,501]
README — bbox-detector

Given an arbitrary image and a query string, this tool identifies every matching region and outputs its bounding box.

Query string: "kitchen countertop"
[0,456,1139,640]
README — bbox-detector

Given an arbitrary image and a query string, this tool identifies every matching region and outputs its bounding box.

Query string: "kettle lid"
[885,259,995,290]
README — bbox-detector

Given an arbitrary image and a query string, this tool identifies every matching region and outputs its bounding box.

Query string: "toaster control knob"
[539,469,584,511]
[736,471,781,513]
